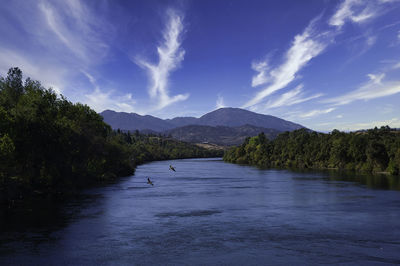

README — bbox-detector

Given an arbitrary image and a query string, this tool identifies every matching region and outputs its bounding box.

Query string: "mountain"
[166,117,198,127]
[100,110,174,132]
[100,107,304,132]
[164,124,282,146]
[196,108,303,131]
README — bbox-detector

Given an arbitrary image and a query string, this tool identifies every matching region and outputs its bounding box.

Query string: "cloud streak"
[0,47,66,93]
[251,60,270,87]
[244,0,395,114]
[135,9,189,110]
[38,0,110,65]
[81,71,136,113]
[320,118,400,131]
[323,73,400,105]
[216,94,226,109]
[243,18,329,109]
[0,0,114,105]
[84,88,136,113]
[265,84,323,109]
[299,108,336,118]
[329,0,378,28]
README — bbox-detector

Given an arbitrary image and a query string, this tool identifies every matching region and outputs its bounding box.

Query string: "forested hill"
[164,124,282,146]
[0,68,221,210]
[224,128,400,175]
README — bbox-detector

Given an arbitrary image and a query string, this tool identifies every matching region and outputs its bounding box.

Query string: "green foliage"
[0,68,222,209]
[224,127,400,175]
[121,132,222,165]
[1,68,135,201]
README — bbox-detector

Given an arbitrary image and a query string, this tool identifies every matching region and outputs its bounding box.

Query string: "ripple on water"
[155,210,222,218]
[125,186,150,190]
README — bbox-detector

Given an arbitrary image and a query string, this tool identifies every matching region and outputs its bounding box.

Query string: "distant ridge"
[100,107,304,132]
[101,110,173,132]
[196,108,303,131]
[164,124,282,146]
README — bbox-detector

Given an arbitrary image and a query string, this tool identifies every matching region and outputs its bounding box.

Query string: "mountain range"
[100,107,304,146]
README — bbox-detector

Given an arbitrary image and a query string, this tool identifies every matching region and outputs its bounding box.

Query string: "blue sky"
[1,0,400,131]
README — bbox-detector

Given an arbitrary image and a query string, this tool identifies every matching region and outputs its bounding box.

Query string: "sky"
[0,0,400,131]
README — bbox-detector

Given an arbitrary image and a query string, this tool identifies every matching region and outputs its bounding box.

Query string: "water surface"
[1,158,400,265]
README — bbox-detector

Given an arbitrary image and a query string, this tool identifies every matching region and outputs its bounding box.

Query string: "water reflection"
[285,167,400,191]
[333,171,400,190]
[324,170,400,190]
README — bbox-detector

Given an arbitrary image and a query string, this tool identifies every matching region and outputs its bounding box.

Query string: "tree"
[0,67,24,108]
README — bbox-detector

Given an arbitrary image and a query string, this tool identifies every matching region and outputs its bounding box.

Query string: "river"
[1,158,400,265]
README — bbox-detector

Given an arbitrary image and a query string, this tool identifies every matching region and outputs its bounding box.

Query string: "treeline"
[113,130,223,166]
[0,68,221,208]
[224,128,400,175]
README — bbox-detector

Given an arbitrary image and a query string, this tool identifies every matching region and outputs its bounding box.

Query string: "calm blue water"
[1,158,400,265]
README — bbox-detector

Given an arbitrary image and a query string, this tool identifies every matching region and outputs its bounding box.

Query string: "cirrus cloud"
[322,73,400,106]
[265,84,323,109]
[134,9,189,110]
[243,19,328,109]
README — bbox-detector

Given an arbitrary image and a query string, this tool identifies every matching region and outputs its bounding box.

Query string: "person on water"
[147,177,154,186]
[169,165,176,172]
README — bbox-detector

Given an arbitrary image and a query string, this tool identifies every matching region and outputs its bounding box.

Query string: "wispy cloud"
[331,118,400,131]
[251,60,270,87]
[0,0,114,101]
[39,2,84,60]
[82,71,136,113]
[135,9,189,110]
[244,0,395,114]
[0,0,124,113]
[265,84,323,109]
[38,0,110,65]
[216,94,226,109]
[342,33,378,64]
[299,108,335,119]
[366,35,377,47]
[243,19,328,109]
[84,88,136,113]
[380,104,395,114]
[280,107,336,121]
[0,47,66,93]
[323,73,400,105]
[395,30,400,45]
[329,0,378,28]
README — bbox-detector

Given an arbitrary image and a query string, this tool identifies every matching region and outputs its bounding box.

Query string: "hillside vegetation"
[224,128,400,175]
[164,124,281,146]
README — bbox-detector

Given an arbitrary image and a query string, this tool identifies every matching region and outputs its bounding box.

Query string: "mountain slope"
[101,110,174,132]
[100,107,304,133]
[196,108,303,131]
[166,117,198,127]
[163,124,282,146]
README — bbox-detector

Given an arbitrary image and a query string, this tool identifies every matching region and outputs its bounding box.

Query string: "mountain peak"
[197,107,303,131]
[100,107,304,132]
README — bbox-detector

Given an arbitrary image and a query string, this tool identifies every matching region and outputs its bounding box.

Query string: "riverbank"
[223,128,400,176]
[0,151,222,209]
